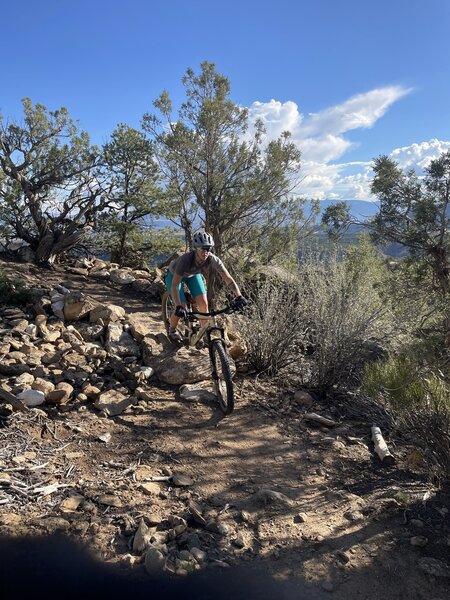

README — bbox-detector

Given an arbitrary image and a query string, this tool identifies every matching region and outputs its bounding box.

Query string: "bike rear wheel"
[210,339,234,414]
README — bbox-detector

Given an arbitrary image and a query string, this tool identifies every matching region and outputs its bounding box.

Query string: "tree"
[0,98,111,265]
[322,151,450,342]
[142,62,302,257]
[370,152,450,294]
[97,123,173,267]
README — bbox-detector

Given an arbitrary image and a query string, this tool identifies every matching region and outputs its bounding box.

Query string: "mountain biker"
[165,230,248,343]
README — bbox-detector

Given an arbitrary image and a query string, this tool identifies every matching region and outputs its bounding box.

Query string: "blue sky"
[2,0,449,200]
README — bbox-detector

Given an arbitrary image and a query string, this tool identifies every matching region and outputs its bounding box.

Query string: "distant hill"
[311,199,380,220]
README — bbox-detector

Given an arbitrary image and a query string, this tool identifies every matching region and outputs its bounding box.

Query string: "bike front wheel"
[161,291,174,333]
[210,339,234,415]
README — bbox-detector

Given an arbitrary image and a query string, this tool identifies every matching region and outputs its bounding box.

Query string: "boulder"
[90,304,126,324]
[63,291,96,321]
[155,347,214,385]
[94,389,132,416]
[110,269,135,285]
[106,324,141,358]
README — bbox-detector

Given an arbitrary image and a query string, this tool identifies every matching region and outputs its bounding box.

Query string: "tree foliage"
[370,152,450,294]
[142,62,302,256]
[97,124,168,266]
[0,98,110,264]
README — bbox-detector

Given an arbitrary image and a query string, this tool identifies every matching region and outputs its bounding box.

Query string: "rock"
[144,548,165,573]
[15,372,35,386]
[17,389,45,407]
[110,269,136,285]
[141,336,166,364]
[59,493,84,513]
[90,259,107,272]
[155,347,217,385]
[32,378,56,397]
[190,547,207,564]
[253,488,294,507]
[97,494,122,507]
[90,304,126,324]
[51,301,65,319]
[344,510,363,522]
[63,291,96,321]
[321,581,334,592]
[418,557,450,578]
[94,389,132,416]
[146,513,162,526]
[128,319,152,343]
[233,533,246,548]
[132,278,152,293]
[172,473,194,487]
[140,482,161,496]
[90,269,110,279]
[297,512,308,523]
[75,323,104,342]
[132,270,151,280]
[82,385,101,400]
[293,389,315,408]
[106,325,141,358]
[410,536,428,547]
[46,382,74,405]
[179,384,216,402]
[410,519,425,528]
[133,518,151,553]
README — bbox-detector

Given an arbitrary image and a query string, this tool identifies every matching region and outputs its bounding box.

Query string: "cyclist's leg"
[186,275,209,328]
[165,272,187,335]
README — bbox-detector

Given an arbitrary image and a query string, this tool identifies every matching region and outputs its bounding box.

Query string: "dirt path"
[1,259,449,599]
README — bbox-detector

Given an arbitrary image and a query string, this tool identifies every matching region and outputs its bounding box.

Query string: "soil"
[0,257,449,599]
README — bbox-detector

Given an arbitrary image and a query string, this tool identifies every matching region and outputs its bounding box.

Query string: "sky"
[1,0,449,201]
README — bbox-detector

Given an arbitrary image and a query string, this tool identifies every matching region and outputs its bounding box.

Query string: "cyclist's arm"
[171,272,184,306]
[219,268,242,297]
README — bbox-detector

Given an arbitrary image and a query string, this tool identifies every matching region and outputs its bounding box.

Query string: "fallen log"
[304,412,337,428]
[0,388,28,412]
[371,426,395,465]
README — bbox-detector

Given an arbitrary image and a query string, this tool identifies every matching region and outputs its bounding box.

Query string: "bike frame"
[184,314,226,347]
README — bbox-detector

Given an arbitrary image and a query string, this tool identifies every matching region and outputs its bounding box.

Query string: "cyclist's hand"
[232,295,249,311]
[175,305,187,318]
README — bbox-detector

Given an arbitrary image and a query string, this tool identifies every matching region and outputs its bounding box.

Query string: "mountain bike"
[161,290,239,415]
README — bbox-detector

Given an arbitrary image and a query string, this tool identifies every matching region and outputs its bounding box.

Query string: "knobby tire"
[211,340,234,415]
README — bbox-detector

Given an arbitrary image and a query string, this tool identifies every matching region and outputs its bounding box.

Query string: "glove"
[232,296,248,311]
[175,305,187,318]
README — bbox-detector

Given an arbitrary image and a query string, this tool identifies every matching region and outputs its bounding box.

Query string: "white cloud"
[245,86,450,200]
[298,86,412,139]
[390,138,450,171]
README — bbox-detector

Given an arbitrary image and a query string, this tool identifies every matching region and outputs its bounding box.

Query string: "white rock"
[17,389,45,407]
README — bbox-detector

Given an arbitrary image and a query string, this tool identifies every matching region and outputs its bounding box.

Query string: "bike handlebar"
[186,304,237,319]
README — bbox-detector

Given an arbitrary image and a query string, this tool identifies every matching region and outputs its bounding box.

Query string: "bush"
[361,354,426,409]
[0,271,33,306]
[240,276,310,376]
[362,352,450,479]
[297,249,393,391]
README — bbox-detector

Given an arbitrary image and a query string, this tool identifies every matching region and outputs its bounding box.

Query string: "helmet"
[192,229,214,248]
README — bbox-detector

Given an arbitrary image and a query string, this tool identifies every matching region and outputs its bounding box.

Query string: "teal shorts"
[165,272,206,303]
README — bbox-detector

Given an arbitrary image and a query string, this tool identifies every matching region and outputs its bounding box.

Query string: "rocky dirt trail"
[0,258,449,599]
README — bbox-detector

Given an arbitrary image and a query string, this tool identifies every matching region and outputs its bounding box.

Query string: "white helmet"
[192,229,214,248]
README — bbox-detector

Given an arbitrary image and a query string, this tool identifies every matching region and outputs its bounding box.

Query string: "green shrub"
[362,354,426,409]
[0,270,33,306]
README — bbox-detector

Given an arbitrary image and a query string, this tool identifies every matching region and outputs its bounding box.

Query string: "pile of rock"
[66,257,165,299]
[0,281,245,416]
